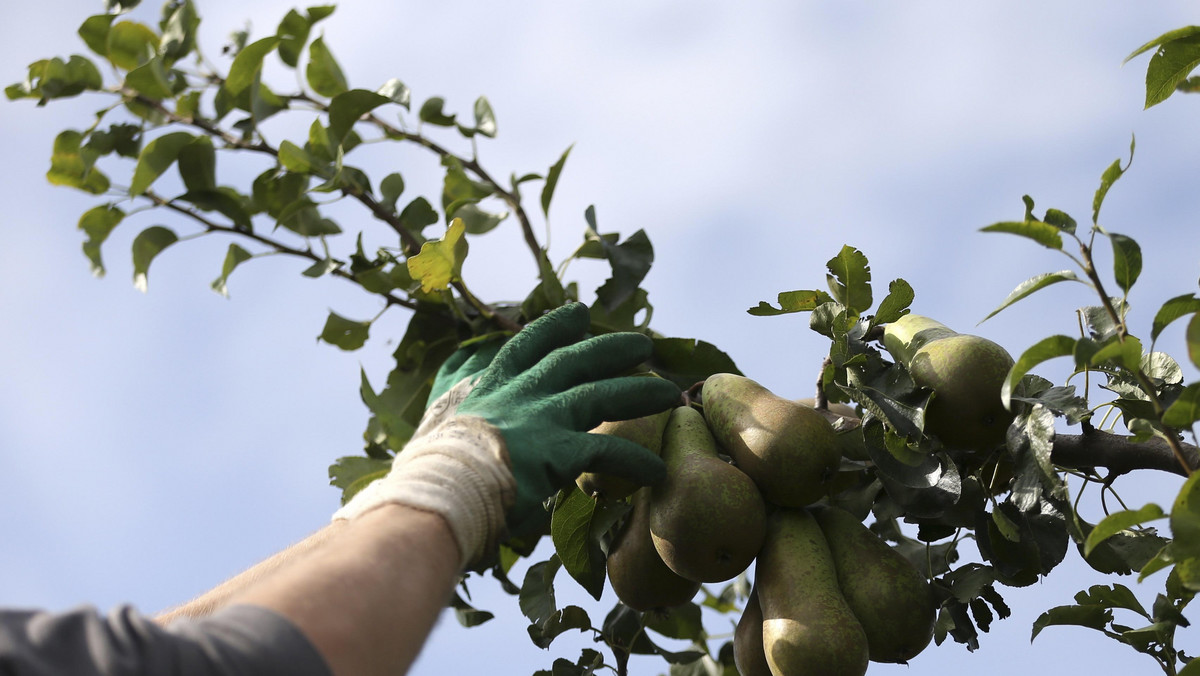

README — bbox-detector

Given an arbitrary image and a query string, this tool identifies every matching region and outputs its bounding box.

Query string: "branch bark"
[1052,429,1199,478]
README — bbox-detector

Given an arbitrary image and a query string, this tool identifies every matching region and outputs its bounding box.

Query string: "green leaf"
[825,245,872,314]
[419,96,456,126]
[306,36,348,97]
[748,289,835,316]
[594,228,654,314]
[78,204,125,276]
[1042,208,1077,235]
[644,603,705,641]
[1170,471,1200,563]
[79,15,117,57]
[982,271,1082,323]
[648,338,741,390]
[124,55,174,99]
[7,56,104,102]
[1163,383,1200,428]
[275,9,310,68]
[980,221,1064,250]
[319,311,371,351]
[451,202,508,235]
[1151,294,1200,343]
[1126,26,1200,62]
[1143,34,1200,108]
[541,145,573,219]
[47,130,110,194]
[527,606,592,649]
[327,455,391,503]
[328,89,389,146]
[377,78,411,109]
[407,219,468,293]
[278,200,341,237]
[449,592,495,628]
[106,20,158,71]
[1188,313,1200,371]
[105,0,141,14]
[177,136,216,192]
[211,243,253,297]
[872,278,914,327]
[131,225,178,292]
[1093,137,1135,224]
[379,173,405,213]
[130,131,194,196]
[473,96,497,137]
[399,196,439,233]
[278,140,322,174]
[1084,504,1166,557]
[158,0,199,64]
[1002,335,1077,408]
[179,188,253,231]
[519,557,561,625]
[224,36,280,97]
[1089,335,1143,373]
[550,487,629,600]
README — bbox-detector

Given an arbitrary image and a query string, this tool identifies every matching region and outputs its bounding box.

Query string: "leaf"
[644,603,704,642]
[176,136,216,192]
[451,202,508,235]
[449,592,495,628]
[648,338,741,390]
[1189,313,1200,371]
[594,229,654,314]
[519,557,561,625]
[825,245,872,314]
[158,0,199,64]
[473,95,497,137]
[1126,26,1200,62]
[550,487,627,600]
[527,606,592,649]
[1094,137,1135,224]
[1152,295,1200,343]
[407,219,468,293]
[1030,605,1113,642]
[77,204,124,277]
[278,140,323,174]
[419,96,456,126]
[1108,233,1142,296]
[219,35,279,97]
[275,7,333,68]
[105,21,158,71]
[1089,335,1143,373]
[79,14,117,57]
[306,36,348,97]
[1143,34,1200,108]
[318,311,371,351]
[980,221,1064,250]
[982,271,1082,323]
[131,226,178,292]
[130,131,194,196]
[1084,504,1167,557]
[1002,335,1077,408]
[872,278,914,327]
[399,196,440,233]
[377,78,411,109]
[47,130,110,194]
[379,173,405,212]
[541,145,573,219]
[209,243,254,297]
[8,56,105,103]
[748,289,835,316]
[328,89,389,146]
[124,55,175,100]
[1042,208,1078,235]
[1164,383,1200,429]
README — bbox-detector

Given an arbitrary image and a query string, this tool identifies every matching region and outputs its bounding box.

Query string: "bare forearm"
[229,504,462,676]
[155,521,348,625]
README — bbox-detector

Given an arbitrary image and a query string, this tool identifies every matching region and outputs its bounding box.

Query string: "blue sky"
[2,1,1199,674]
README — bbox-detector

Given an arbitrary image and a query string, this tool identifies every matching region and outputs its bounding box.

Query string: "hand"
[413,338,506,439]
[457,302,682,536]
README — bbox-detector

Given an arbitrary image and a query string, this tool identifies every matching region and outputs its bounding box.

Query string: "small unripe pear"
[734,586,771,676]
[606,487,701,612]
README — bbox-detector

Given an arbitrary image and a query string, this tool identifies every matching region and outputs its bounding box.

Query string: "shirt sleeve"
[0,603,333,676]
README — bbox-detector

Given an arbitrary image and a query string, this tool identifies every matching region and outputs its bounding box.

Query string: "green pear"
[734,586,772,676]
[883,313,1015,451]
[812,505,936,663]
[702,374,841,507]
[606,487,702,612]
[756,508,869,676]
[649,405,767,583]
[576,409,671,500]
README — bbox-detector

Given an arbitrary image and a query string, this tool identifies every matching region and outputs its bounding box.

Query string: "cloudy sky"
[2,1,1199,674]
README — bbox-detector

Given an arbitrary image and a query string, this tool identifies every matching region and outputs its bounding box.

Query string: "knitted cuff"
[332,416,515,569]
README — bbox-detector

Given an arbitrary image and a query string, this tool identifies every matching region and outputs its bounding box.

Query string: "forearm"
[155,521,348,625]
[229,504,462,676]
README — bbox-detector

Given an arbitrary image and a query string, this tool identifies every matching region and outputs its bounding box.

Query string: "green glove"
[427,338,506,406]
[457,302,682,536]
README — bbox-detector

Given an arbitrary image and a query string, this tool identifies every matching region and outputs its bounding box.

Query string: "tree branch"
[1052,428,1199,478]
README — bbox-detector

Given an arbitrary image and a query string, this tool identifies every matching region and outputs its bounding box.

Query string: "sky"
[2,1,1199,674]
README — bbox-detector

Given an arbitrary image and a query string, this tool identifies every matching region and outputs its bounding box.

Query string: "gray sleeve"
[0,603,332,676]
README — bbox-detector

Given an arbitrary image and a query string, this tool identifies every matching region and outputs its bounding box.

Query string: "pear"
[812,505,936,663]
[577,409,671,500]
[734,586,772,676]
[756,508,869,676]
[702,374,841,507]
[883,314,1014,451]
[649,405,767,583]
[606,487,702,612]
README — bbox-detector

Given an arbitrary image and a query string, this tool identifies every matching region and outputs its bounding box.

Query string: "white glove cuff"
[332,416,515,569]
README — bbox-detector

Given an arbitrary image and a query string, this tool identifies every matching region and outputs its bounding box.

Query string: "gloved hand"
[411,338,506,440]
[334,303,681,569]
[457,303,682,536]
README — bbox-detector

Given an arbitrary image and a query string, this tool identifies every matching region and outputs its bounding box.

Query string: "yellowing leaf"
[407,218,468,293]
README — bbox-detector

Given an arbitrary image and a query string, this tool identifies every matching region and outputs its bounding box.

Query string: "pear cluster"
[584,374,937,675]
